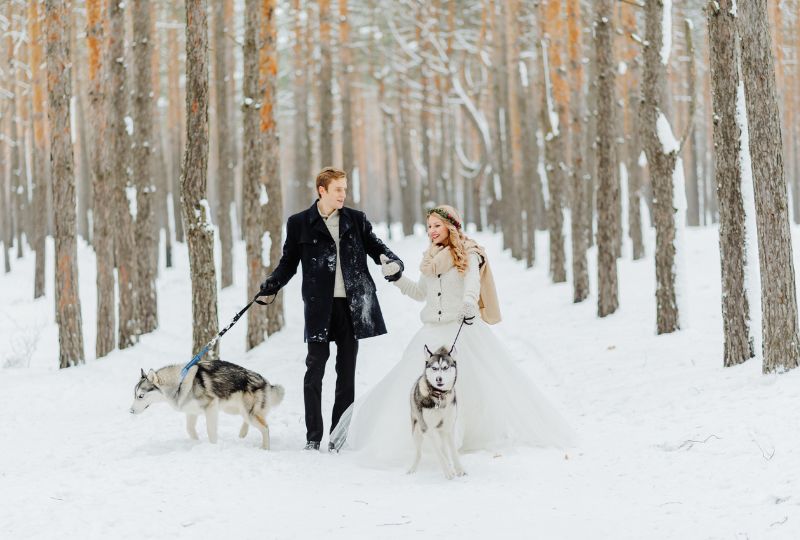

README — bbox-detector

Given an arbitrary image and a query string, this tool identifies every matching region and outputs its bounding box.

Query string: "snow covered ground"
[1,224,799,539]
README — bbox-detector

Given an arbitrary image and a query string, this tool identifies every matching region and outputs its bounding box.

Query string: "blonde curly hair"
[427,205,469,274]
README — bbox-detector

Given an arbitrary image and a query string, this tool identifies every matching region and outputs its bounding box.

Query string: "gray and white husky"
[408,345,466,479]
[130,359,284,450]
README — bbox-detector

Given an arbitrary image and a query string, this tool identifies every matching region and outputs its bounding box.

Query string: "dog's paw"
[455,469,467,477]
[239,424,249,438]
[406,467,417,475]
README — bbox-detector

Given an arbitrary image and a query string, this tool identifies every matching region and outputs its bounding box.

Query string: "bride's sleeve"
[463,253,482,305]
[392,274,427,301]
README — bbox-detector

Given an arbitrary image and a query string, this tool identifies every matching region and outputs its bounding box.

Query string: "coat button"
[437,274,441,278]
[438,310,442,315]
[311,257,317,263]
[310,296,316,302]
[313,239,318,244]
[437,292,441,296]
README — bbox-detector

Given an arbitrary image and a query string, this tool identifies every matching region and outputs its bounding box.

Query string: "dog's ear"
[140,368,146,379]
[424,344,433,357]
[146,369,158,384]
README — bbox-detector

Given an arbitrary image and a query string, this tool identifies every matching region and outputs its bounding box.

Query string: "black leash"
[177,292,276,383]
[448,315,475,355]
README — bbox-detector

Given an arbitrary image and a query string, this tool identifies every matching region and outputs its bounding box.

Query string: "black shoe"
[304,441,320,451]
[328,442,337,453]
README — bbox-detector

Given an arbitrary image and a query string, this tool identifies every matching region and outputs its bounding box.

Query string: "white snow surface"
[656,111,680,154]
[736,79,761,355]
[661,0,672,65]
[2,226,800,539]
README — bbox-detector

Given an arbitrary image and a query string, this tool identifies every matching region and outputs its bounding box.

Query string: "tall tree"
[183,0,219,359]
[260,0,285,335]
[567,0,588,302]
[88,0,115,357]
[244,0,267,349]
[292,0,312,211]
[30,0,48,298]
[707,0,753,367]
[109,0,140,349]
[319,0,334,166]
[214,0,235,289]
[738,0,800,373]
[596,0,618,317]
[339,0,357,208]
[46,0,85,368]
[540,0,568,284]
[132,0,159,334]
[642,0,682,334]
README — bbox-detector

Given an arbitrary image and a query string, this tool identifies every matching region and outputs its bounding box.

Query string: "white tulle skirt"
[330,319,576,468]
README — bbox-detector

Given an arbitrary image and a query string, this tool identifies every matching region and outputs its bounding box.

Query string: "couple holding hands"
[258,167,573,466]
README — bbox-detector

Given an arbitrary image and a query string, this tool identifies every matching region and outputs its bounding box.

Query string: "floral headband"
[427,207,462,230]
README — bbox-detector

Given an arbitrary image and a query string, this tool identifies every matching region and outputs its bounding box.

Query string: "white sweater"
[393,253,481,324]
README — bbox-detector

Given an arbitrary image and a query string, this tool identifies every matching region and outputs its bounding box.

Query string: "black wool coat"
[266,203,400,343]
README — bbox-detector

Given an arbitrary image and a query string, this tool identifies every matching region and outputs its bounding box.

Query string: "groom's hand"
[258,277,279,298]
[379,254,404,282]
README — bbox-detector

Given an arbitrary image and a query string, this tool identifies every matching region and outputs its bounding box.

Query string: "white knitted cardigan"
[392,253,481,324]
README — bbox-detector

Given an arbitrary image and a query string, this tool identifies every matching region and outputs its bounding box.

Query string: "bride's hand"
[458,301,479,324]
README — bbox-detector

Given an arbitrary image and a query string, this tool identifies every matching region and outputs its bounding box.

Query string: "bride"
[330,205,575,467]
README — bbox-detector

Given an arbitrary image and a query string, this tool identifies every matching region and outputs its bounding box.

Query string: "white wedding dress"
[330,252,575,467]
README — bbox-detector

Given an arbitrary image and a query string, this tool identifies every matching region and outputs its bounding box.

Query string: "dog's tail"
[268,383,285,408]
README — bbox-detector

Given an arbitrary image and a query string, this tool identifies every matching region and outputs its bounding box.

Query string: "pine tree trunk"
[642,0,680,334]
[88,0,116,358]
[738,0,800,373]
[214,0,234,289]
[319,0,333,167]
[183,0,219,359]
[132,0,159,334]
[293,0,312,211]
[567,0,588,302]
[46,0,85,368]
[339,0,357,208]
[596,0,619,317]
[398,84,417,235]
[167,23,185,244]
[244,0,268,350]
[708,0,754,367]
[260,0,285,336]
[30,0,48,298]
[109,0,140,349]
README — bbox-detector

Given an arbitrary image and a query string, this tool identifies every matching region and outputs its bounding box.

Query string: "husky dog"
[407,345,466,479]
[130,359,285,450]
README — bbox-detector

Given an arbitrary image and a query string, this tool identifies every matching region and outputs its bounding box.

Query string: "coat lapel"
[338,208,353,239]
[307,202,333,241]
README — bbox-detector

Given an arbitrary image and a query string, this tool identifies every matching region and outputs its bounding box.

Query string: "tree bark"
[319,0,333,167]
[214,0,235,289]
[642,0,680,334]
[596,0,618,316]
[30,0,48,298]
[292,0,312,211]
[260,0,285,336]
[708,0,754,368]
[182,0,219,359]
[339,0,357,208]
[46,0,85,368]
[132,0,158,334]
[738,0,800,373]
[244,0,268,349]
[88,0,116,358]
[108,0,140,349]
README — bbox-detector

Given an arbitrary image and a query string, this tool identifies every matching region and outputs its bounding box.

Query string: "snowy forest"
[3,0,800,538]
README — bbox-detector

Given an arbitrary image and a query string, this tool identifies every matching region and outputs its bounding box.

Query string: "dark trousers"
[304,298,359,443]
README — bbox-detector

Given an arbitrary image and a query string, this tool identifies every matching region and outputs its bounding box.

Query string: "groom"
[258,167,404,451]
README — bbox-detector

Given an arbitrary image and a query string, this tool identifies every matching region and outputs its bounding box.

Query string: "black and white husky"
[408,345,466,479]
[130,359,284,450]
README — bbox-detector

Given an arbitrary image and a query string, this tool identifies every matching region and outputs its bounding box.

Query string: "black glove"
[379,255,404,282]
[259,278,278,297]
